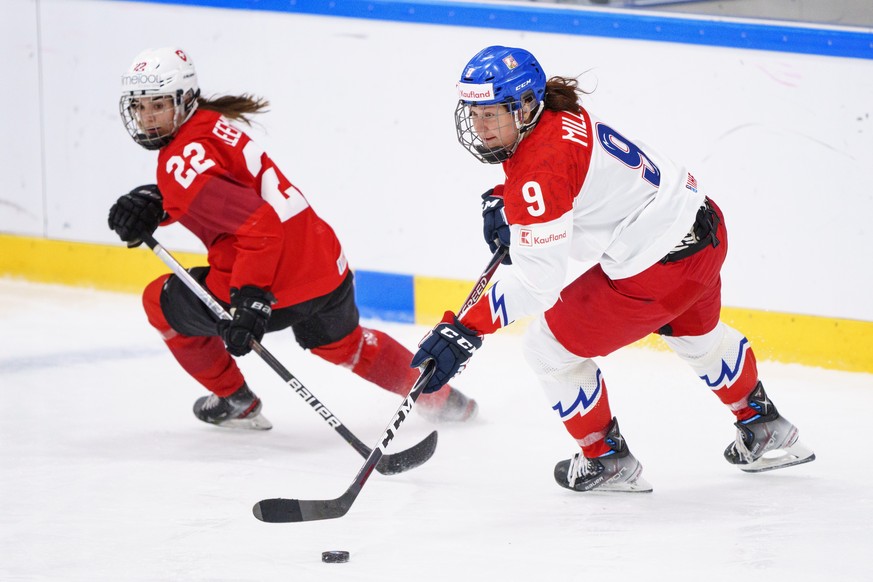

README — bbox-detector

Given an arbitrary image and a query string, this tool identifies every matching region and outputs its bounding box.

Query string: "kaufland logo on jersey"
[457,82,494,102]
[519,228,568,247]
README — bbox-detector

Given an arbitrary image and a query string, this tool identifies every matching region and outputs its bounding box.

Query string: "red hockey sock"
[711,347,760,422]
[559,376,614,458]
[311,326,451,408]
[164,334,244,397]
[142,275,244,397]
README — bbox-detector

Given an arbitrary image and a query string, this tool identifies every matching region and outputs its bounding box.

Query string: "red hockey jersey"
[155,109,348,307]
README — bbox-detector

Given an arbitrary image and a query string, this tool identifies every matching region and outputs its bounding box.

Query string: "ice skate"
[554,418,653,493]
[193,384,272,430]
[418,387,479,423]
[724,382,814,473]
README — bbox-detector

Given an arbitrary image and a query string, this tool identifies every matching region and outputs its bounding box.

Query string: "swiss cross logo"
[520,228,532,246]
[176,50,188,61]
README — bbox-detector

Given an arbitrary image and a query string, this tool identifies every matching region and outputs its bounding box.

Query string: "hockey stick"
[253,246,509,523]
[140,233,438,476]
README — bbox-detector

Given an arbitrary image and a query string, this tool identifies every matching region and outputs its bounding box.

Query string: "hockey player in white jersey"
[411,45,815,492]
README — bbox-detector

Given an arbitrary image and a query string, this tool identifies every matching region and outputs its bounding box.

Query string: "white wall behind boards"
[1,0,43,234]
[1,0,871,322]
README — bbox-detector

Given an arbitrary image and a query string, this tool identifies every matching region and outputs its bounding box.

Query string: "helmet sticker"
[175,49,188,61]
[502,55,519,70]
[457,82,495,102]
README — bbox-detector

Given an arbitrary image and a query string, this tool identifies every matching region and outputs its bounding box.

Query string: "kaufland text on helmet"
[458,85,493,101]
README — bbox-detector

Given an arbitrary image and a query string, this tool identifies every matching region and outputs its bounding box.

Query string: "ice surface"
[1,280,871,581]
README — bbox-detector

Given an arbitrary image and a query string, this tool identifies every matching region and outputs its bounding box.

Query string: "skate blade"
[594,476,654,493]
[555,466,654,493]
[213,413,273,431]
[597,459,653,492]
[739,440,815,473]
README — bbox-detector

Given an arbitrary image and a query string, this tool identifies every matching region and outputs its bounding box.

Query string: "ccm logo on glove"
[439,326,478,353]
[410,311,483,393]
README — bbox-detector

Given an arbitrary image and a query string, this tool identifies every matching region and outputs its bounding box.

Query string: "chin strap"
[518,100,545,137]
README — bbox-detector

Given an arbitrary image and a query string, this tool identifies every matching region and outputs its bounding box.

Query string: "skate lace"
[201,393,222,411]
[568,452,600,480]
[731,430,755,464]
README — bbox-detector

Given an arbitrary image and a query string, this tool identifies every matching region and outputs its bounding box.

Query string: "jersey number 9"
[596,123,661,187]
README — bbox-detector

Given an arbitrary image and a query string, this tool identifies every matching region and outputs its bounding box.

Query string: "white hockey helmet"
[119,47,200,150]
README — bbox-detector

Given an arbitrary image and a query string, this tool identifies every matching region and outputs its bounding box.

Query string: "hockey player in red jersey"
[412,46,814,491]
[109,47,476,429]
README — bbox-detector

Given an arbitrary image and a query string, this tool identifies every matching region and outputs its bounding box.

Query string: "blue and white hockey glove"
[481,188,512,265]
[411,311,483,393]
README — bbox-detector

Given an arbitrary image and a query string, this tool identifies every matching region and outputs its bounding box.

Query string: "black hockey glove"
[410,310,483,393]
[481,188,512,265]
[218,286,275,357]
[108,184,166,248]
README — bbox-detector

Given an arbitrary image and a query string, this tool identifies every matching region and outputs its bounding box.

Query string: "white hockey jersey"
[463,107,705,335]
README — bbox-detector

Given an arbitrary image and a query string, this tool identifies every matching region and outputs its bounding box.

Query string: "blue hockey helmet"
[455,46,546,163]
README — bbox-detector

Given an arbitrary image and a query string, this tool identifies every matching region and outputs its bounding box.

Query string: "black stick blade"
[374,430,438,475]
[253,492,355,523]
[253,498,304,523]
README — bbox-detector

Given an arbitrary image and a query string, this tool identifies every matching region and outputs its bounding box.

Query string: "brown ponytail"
[543,76,587,113]
[196,94,270,125]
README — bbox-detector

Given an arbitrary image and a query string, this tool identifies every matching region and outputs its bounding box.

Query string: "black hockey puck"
[322,550,350,563]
